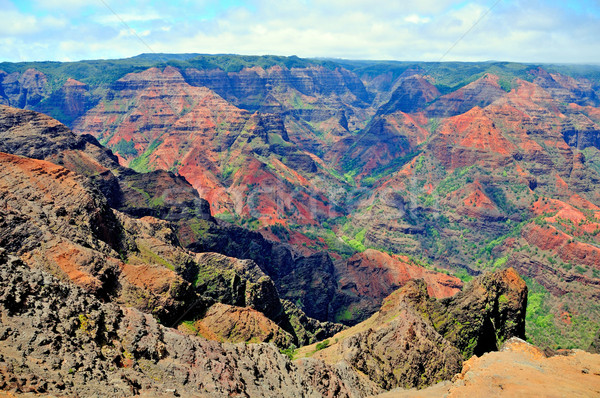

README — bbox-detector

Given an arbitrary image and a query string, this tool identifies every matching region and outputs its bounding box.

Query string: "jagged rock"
[282,300,346,346]
[408,268,528,358]
[182,303,294,349]
[298,268,527,391]
[0,251,374,397]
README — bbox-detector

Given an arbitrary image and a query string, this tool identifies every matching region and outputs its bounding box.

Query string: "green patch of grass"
[280,345,298,360]
[493,256,508,269]
[130,139,163,173]
[453,268,473,283]
[315,339,330,351]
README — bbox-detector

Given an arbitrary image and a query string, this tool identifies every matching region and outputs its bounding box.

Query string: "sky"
[1,0,599,63]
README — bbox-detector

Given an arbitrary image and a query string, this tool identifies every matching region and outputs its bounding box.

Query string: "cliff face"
[332,249,462,324]
[296,268,527,391]
[0,68,48,109]
[71,66,341,227]
[182,65,371,111]
[0,248,532,397]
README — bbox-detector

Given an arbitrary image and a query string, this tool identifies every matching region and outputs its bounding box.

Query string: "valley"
[1,53,600,396]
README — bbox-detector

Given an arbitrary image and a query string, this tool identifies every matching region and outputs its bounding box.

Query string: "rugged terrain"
[0,54,600,395]
[378,337,600,397]
[0,246,527,397]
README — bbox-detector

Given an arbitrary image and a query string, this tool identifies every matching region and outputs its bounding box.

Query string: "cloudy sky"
[1,0,599,63]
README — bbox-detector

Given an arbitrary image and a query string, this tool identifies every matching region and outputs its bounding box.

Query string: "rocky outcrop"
[378,337,600,397]
[0,151,202,325]
[339,286,463,390]
[181,303,295,349]
[377,75,440,114]
[0,250,372,397]
[188,223,339,322]
[282,300,346,346]
[298,268,527,391]
[425,267,528,358]
[193,252,278,311]
[0,103,117,167]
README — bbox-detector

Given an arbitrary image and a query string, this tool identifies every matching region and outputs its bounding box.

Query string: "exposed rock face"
[181,65,371,111]
[0,104,214,222]
[0,104,116,166]
[340,287,463,390]
[181,303,295,349]
[3,57,600,356]
[0,250,370,397]
[425,267,528,358]
[532,66,600,106]
[378,338,600,397]
[332,249,463,324]
[71,66,340,227]
[36,78,96,126]
[0,151,200,325]
[188,222,340,322]
[298,268,528,391]
[377,75,440,114]
[0,104,345,348]
[0,68,48,108]
[426,74,508,117]
[281,300,346,347]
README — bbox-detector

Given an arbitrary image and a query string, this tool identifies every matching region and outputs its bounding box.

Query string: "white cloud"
[0,0,599,64]
[404,14,431,24]
[94,11,162,25]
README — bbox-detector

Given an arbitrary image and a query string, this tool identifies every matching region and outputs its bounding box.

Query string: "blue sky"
[1,0,599,63]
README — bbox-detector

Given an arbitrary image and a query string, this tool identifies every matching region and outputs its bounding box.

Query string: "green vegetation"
[129,139,163,173]
[113,138,138,157]
[315,339,330,351]
[341,227,367,252]
[280,345,298,360]
[524,277,600,350]
[453,268,473,283]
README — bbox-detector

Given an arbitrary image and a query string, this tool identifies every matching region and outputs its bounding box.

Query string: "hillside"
[1,54,600,351]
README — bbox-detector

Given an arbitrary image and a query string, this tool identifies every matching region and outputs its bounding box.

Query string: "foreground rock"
[378,337,600,397]
[0,250,377,397]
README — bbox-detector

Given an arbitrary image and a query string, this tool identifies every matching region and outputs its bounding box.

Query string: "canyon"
[1,53,600,396]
